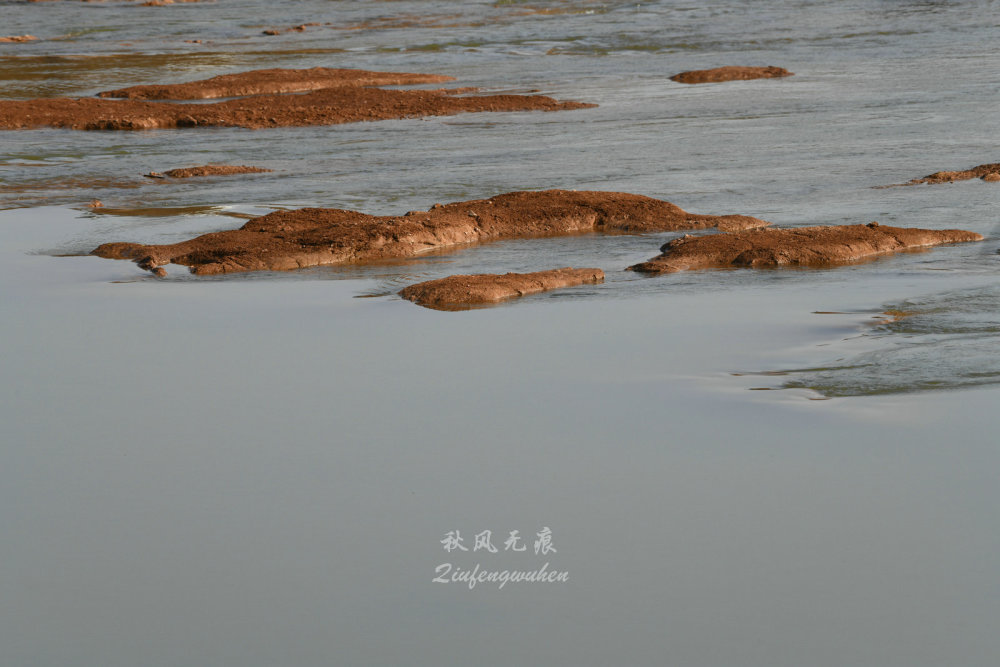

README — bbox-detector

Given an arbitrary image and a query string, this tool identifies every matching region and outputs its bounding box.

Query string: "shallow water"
[2,1,1000,666]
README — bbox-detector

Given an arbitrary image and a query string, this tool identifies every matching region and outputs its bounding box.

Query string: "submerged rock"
[628,222,983,274]
[669,66,793,84]
[400,268,604,310]
[91,189,771,275]
[0,86,593,130]
[97,67,455,100]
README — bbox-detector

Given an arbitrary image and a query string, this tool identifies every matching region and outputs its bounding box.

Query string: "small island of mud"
[628,222,983,274]
[669,66,793,84]
[0,67,593,131]
[400,268,604,310]
[147,165,272,178]
[881,162,1000,187]
[97,67,455,99]
[0,35,38,43]
[91,189,771,275]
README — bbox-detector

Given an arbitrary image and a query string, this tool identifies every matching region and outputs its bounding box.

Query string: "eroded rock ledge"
[400,268,604,310]
[97,67,455,99]
[884,163,1000,187]
[670,66,793,84]
[628,222,983,274]
[91,190,770,275]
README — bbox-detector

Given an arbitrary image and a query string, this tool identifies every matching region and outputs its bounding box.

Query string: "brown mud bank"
[97,67,454,99]
[670,66,793,84]
[0,86,592,130]
[882,162,1000,187]
[91,190,770,275]
[0,35,38,43]
[628,222,983,274]
[146,165,271,178]
[400,268,604,310]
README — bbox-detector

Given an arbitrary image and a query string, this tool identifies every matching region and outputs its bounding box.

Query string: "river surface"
[2,1,999,666]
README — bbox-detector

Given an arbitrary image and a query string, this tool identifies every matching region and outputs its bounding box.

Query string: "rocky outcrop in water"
[628,222,983,274]
[669,66,793,84]
[91,189,771,275]
[400,268,604,310]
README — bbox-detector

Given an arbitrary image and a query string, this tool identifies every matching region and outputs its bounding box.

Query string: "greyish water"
[1,1,999,666]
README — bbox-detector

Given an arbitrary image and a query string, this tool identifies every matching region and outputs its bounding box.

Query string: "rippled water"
[3,2,1000,666]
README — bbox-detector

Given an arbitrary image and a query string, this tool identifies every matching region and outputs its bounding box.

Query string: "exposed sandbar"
[91,189,771,275]
[400,268,604,310]
[0,86,593,130]
[97,67,454,99]
[0,35,38,43]
[628,222,983,274]
[670,66,793,84]
[883,162,1000,187]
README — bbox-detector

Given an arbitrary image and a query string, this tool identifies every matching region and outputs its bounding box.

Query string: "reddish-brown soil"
[885,163,1000,186]
[0,86,593,130]
[399,268,604,310]
[148,165,272,178]
[628,222,984,274]
[0,35,38,43]
[97,67,454,99]
[90,189,771,275]
[670,66,793,84]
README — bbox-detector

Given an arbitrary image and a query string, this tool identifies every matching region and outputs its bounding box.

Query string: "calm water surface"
[2,1,999,665]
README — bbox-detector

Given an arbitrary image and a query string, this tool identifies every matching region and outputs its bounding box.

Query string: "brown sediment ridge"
[0,35,39,43]
[883,162,1000,187]
[97,67,453,99]
[628,222,984,274]
[147,165,272,178]
[90,190,771,275]
[0,86,592,130]
[400,268,604,310]
[670,66,793,84]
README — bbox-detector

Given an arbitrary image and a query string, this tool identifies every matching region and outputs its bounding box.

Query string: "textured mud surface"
[97,67,454,99]
[399,268,604,310]
[628,222,983,274]
[91,189,771,275]
[669,66,793,84]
